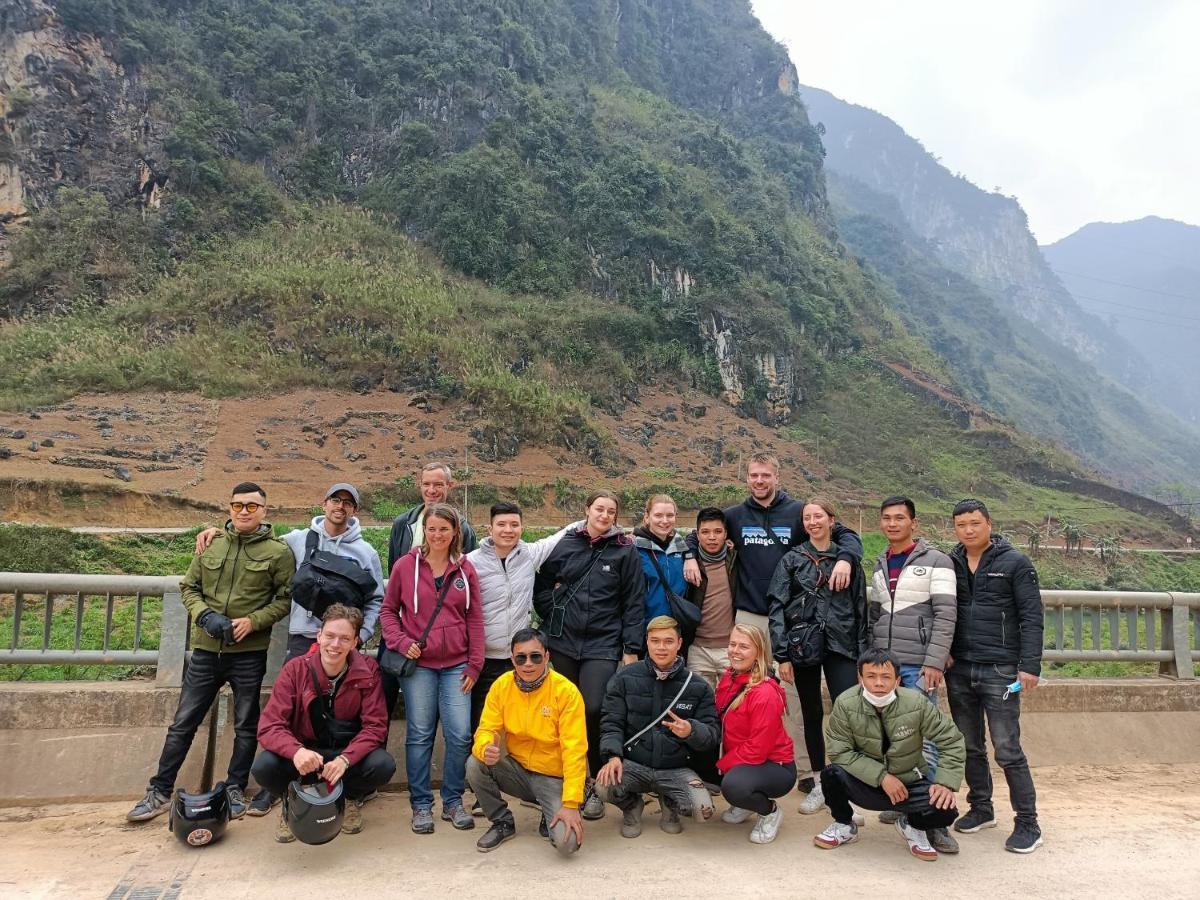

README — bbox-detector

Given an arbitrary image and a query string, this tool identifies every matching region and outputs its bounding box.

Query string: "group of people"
[126,451,1046,858]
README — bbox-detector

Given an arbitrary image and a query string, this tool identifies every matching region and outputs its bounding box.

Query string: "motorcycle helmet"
[285,778,345,845]
[169,782,231,847]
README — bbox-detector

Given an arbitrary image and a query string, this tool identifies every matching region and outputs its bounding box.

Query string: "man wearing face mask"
[813,648,965,862]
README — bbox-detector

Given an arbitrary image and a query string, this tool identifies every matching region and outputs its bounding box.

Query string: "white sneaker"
[813,820,859,849]
[797,783,825,815]
[722,805,754,824]
[895,816,938,861]
[749,803,784,844]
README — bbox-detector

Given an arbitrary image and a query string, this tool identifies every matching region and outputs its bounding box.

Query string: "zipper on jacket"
[918,617,928,647]
[1000,611,1007,650]
[219,538,243,659]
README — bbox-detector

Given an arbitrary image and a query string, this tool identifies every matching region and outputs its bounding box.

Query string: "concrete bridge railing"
[1,574,1198,679]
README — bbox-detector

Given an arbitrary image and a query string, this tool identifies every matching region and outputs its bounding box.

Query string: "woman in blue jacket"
[632,495,690,634]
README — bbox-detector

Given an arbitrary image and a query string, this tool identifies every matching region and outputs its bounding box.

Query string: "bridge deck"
[3,764,1197,898]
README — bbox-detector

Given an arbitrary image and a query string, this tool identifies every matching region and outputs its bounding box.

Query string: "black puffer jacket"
[949,537,1044,676]
[598,658,719,769]
[533,526,646,660]
[767,542,868,664]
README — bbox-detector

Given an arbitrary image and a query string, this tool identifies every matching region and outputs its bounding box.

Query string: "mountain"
[0,0,1194,532]
[799,83,1200,493]
[1043,217,1200,425]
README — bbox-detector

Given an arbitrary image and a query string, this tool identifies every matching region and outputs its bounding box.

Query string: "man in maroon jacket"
[253,604,395,841]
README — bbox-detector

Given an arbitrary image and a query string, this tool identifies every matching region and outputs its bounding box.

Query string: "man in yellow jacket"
[467,627,587,855]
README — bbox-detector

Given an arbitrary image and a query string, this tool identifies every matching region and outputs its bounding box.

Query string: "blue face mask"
[862,687,897,709]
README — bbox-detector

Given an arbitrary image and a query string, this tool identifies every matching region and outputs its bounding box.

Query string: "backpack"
[291,529,376,618]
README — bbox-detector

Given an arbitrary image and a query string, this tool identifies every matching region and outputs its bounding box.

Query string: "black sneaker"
[126,788,170,822]
[953,807,997,834]
[476,820,516,852]
[226,786,248,820]
[929,826,960,854]
[1005,824,1044,854]
[539,814,549,839]
[247,790,276,817]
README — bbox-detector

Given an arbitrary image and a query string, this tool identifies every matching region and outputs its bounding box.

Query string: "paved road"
[1,764,1197,898]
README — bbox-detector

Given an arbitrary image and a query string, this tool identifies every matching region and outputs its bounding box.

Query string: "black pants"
[251,749,396,801]
[550,656,618,775]
[470,657,514,735]
[719,761,796,816]
[149,648,267,794]
[822,764,957,831]
[285,634,317,662]
[794,652,858,772]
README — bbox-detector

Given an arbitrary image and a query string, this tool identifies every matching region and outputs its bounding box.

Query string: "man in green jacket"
[813,648,965,862]
[127,482,293,823]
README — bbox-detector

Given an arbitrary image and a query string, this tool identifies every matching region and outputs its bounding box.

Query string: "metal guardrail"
[1,575,1197,680]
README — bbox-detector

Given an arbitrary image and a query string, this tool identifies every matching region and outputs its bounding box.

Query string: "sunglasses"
[513,652,545,665]
[230,502,264,513]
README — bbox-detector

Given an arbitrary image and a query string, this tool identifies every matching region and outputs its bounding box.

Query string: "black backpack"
[291,529,376,618]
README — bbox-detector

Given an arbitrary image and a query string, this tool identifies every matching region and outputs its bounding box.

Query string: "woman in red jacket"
[380,503,484,835]
[715,622,795,844]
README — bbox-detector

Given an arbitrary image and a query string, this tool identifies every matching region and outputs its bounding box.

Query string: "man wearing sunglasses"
[467,628,587,855]
[128,482,294,823]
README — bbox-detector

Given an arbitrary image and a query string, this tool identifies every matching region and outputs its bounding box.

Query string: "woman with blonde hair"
[714,623,795,844]
[380,503,483,835]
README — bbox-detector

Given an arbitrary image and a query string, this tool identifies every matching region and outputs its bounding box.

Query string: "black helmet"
[169,782,231,847]
[285,779,345,845]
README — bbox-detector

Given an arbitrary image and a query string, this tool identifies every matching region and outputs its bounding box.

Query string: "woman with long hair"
[767,496,868,815]
[533,490,645,820]
[715,623,795,844]
[380,503,483,835]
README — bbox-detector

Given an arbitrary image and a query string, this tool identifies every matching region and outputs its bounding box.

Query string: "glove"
[197,609,233,640]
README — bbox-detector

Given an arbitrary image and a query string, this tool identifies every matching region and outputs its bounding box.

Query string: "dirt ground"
[1,764,1197,899]
[0,388,822,524]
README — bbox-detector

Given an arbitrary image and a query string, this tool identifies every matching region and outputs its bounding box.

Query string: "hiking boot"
[247,790,276,817]
[275,809,296,844]
[721,805,754,824]
[226,786,248,820]
[953,807,997,834]
[476,820,516,852]
[687,780,714,823]
[659,801,682,835]
[813,821,859,849]
[895,816,938,861]
[441,803,475,830]
[342,799,364,834]
[581,784,606,821]
[929,826,959,854]
[411,807,435,834]
[359,789,379,804]
[621,796,644,838]
[749,802,784,844]
[1005,824,1044,854]
[798,783,825,815]
[126,788,170,822]
[878,810,902,824]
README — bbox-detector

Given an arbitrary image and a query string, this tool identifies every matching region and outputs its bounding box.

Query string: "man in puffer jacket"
[594,617,719,838]
[813,648,964,862]
[867,496,957,850]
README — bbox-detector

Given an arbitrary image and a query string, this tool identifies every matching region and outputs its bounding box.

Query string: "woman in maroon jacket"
[253,604,395,841]
[715,623,795,845]
[380,502,484,835]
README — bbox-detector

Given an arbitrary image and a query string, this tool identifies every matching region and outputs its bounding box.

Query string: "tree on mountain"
[1058,519,1086,556]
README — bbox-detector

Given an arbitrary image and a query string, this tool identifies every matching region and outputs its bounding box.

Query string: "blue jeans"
[400,662,471,810]
[898,663,940,778]
[946,661,1038,828]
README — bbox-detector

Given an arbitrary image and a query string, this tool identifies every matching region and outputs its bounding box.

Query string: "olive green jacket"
[825,686,965,790]
[180,522,293,653]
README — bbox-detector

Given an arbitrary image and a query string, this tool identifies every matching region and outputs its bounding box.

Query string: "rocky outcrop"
[0,0,166,264]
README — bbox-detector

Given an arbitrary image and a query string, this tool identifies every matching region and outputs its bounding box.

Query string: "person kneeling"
[594,616,718,837]
[253,604,396,842]
[467,628,586,856]
[814,647,964,861]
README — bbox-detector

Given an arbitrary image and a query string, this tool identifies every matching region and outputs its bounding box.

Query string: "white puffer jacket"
[468,525,573,659]
[867,539,957,669]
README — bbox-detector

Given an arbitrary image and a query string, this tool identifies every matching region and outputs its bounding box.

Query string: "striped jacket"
[867,539,957,669]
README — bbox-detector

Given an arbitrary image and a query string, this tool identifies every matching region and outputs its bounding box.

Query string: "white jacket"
[468,525,573,659]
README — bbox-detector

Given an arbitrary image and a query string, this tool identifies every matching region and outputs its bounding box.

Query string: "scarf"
[698,543,729,564]
[862,687,897,709]
[653,656,685,681]
[515,668,550,693]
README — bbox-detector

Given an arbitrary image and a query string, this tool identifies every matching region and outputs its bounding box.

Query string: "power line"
[1049,266,1200,302]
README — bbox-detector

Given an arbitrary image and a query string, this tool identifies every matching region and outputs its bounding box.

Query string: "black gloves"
[197,609,235,644]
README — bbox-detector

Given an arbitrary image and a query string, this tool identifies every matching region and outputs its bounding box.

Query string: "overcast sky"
[752,0,1200,244]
